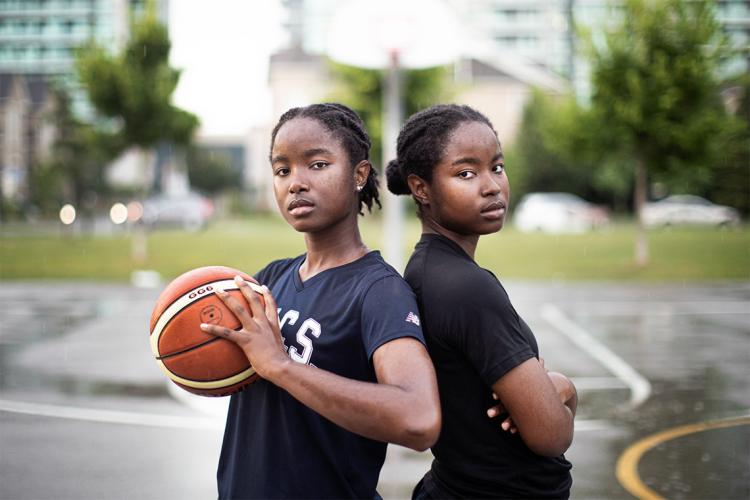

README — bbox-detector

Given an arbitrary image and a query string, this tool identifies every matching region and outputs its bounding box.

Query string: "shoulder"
[405,236,514,318]
[254,255,302,286]
[357,252,414,297]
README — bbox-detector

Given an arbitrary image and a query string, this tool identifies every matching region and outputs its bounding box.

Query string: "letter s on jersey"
[288,318,321,365]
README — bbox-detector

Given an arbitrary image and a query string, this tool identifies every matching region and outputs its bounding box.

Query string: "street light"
[327,0,459,270]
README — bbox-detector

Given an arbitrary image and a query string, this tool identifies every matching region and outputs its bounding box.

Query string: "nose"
[288,168,309,194]
[480,172,502,197]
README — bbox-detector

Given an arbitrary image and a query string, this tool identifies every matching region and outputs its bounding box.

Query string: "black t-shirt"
[404,234,572,499]
[217,251,426,500]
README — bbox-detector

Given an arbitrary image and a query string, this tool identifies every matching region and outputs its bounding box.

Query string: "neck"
[300,215,369,280]
[421,217,479,260]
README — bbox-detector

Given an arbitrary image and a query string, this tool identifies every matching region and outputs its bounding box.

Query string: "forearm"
[266,359,438,450]
[493,360,576,456]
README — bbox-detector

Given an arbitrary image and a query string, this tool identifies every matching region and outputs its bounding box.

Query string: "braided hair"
[386,104,497,212]
[270,103,381,215]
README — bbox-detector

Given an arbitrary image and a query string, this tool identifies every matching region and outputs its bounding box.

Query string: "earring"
[356,185,363,192]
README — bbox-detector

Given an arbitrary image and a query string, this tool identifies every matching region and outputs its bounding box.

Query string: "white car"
[141,191,215,231]
[513,192,610,234]
[642,195,740,228]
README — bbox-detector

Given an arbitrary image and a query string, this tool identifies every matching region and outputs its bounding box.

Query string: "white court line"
[0,398,223,431]
[0,396,610,433]
[541,304,652,411]
[571,377,627,391]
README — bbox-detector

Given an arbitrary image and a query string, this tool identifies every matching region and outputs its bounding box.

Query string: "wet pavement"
[0,280,748,499]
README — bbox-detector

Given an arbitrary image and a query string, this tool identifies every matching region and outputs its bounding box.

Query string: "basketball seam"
[154,292,231,358]
[156,334,225,360]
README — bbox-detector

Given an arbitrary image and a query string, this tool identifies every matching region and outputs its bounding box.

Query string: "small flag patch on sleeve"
[405,311,421,326]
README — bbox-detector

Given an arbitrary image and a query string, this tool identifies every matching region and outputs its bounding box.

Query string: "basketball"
[149,265,264,397]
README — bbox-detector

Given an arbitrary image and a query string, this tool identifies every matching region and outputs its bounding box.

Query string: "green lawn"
[1,215,748,282]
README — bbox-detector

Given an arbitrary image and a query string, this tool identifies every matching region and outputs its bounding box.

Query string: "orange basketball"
[149,266,264,397]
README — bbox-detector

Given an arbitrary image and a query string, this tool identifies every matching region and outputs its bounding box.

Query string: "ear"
[407,174,430,206]
[354,160,371,190]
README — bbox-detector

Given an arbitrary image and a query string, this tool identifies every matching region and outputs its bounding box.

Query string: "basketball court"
[1,281,748,499]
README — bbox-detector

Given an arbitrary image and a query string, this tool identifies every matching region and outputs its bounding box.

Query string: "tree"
[327,62,452,168]
[186,146,241,195]
[76,2,198,192]
[32,87,123,219]
[588,0,738,265]
[507,89,632,209]
[707,77,750,216]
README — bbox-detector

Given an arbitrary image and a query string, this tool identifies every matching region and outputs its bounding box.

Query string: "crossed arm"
[200,276,441,451]
[488,358,577,457]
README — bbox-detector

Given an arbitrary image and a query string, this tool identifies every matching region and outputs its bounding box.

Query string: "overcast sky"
[168,0,286,138]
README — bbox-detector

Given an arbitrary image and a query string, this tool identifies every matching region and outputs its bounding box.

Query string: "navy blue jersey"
[217,251,425,500]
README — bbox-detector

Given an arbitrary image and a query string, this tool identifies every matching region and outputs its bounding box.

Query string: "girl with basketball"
[200,103,441,499]
[386,104,577,499]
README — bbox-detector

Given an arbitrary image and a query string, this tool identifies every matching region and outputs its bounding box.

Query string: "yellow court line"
[615,415,750,500]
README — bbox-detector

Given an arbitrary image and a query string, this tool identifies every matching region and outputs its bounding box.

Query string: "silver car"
[513,192,610,234]
[141,191,215,231]
[642,195,740,228]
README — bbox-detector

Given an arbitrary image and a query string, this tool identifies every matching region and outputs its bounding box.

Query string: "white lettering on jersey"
[277,309,300,352]
[279,309,299,328]
[288,318,322,365]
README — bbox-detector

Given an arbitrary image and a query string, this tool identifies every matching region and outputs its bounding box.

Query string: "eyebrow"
[270,148,335,165]
[303,148,334,158]
[270,154,288,165]
[451,152,504,166]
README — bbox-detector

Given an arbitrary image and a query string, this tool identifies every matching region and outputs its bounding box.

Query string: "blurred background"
[0,1,748,499]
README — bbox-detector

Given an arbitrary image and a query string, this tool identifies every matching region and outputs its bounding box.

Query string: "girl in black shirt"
[387,104,577,499]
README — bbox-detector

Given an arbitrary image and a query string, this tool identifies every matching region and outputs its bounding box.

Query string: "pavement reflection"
[0,281,748,499]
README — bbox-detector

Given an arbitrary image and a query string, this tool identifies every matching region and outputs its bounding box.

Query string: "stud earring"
[356,185,363,192]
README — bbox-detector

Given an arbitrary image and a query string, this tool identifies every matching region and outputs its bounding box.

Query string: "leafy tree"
[707,77,749,216]
[507,89,632,209]
[327,62,452,168]
[186,147,242,195]
[76,2,198,191]
[31,87,123,219]
[588,0,738,265]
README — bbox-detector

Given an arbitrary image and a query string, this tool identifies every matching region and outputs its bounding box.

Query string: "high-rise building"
[451,0,749,97]
[0,0,168,205]
[0,0,167,76]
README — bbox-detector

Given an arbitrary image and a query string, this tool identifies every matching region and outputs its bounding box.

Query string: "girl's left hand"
[200,276,290,381]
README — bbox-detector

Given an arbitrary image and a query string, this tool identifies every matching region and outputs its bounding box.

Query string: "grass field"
[1,215,748,282]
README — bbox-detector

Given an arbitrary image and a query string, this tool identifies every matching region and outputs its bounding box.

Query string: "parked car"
[141,191,215,231]
[513,192,610,234]
[642,195,740,228]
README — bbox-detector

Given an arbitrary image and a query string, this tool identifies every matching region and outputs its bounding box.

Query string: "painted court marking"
[615,414,750,500]
[0,398,223,430]
[541,303,652,410]
[0,396,612,433]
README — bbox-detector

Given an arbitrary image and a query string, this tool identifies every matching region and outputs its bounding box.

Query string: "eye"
[493,164,505,174]
[310,161,329,169]
[458,170,476,179]
[274,166,290,177]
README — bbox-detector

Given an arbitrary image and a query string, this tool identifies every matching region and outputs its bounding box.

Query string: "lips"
[480,200,507,220]
[480,200,506,213]
[287,198,314,216]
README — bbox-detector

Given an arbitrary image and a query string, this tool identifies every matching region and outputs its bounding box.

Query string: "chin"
[477,219,505,235]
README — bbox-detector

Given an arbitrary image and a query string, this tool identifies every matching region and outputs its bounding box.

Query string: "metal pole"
[382,51,403,270]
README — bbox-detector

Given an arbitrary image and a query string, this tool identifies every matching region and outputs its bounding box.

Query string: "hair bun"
[385,159,411,195]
